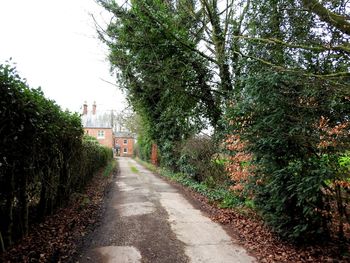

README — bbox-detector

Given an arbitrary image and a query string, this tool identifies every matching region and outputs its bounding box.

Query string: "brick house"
[81,101,114,149]
[114,132,135,157]
[84,127,114,148]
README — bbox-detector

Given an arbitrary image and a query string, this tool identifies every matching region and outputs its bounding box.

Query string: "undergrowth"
[135,158,246,209]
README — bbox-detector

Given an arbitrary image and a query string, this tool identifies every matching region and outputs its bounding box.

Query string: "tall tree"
[228,0,350,241]
[98,0,222,166]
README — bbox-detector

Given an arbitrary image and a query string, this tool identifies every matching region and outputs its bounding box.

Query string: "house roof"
[84,127,112,129]
[114,131,135,138]
[81,111,112,128]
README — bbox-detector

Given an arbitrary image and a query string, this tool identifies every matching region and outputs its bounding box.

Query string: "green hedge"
[0,63,112,250]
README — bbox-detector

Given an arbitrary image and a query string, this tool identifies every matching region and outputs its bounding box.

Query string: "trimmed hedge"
[0,63,112,250]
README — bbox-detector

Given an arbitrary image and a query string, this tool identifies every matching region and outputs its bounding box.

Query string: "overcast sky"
[0,0,126,114]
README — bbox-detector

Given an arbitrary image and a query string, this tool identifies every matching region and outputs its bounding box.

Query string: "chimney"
[83,101,88,115]
[92,101,96,115]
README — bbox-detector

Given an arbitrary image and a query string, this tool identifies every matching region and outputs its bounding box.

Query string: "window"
[123,148,128,153]
[97,130,105,139]
[123,139,128,144]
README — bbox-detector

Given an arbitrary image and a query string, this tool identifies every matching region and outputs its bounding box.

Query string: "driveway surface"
[80,157,256,263]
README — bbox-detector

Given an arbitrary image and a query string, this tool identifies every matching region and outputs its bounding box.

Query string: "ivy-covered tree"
[228,0,350,241]
[98,0,223,166]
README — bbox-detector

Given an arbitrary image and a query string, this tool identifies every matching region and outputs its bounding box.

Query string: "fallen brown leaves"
[0,167,115,263]
[171,180,350,263]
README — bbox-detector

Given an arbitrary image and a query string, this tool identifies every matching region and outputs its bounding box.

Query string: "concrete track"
[80,157,256,263]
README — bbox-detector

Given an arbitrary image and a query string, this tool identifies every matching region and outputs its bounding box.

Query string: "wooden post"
[151,144,158,166]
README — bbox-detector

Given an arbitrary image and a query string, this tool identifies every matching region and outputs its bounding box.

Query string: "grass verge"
[130,166,139,173]
[103,159,117,177]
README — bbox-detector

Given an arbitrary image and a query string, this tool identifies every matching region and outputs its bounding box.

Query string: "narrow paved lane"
[81,157,255,263]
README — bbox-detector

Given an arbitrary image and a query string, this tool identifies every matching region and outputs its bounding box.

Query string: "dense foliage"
[0,63,113,250]
[228,0,350,241]
[99,0,350,243]
[98,0,222,168]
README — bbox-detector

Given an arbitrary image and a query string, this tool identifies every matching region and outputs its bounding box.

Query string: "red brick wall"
[84,128,114,148]
[115,137,134,157]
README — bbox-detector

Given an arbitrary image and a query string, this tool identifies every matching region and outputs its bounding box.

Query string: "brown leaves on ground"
[2,164,349,263]
[174,182,350,263]
[0,168,115,263]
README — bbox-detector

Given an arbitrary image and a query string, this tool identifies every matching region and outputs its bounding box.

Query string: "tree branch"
[234,51,350,79]
[233,35,350,54]
[140,3,218,64]
[301,0,350,36]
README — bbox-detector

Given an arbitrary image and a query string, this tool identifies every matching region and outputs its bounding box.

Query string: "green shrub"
[228,71,349,242]
[177,136,228,184]
[219,191,241,208]
[0,63,113,249]
[153,165,242,208]
[134,132,152,161]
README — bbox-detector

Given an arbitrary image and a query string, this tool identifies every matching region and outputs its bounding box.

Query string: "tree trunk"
[19,172,29,236]
[4,195,14,247]
[3,168,15,247]
[0,231,5,252]
[201,0,232,93]
[38,174,48,218]
[335,184,345,240]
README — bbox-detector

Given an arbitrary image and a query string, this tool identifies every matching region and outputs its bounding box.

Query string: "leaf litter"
[0,167,115,263]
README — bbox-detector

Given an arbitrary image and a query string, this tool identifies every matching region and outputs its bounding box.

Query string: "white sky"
[0,0,126,113]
